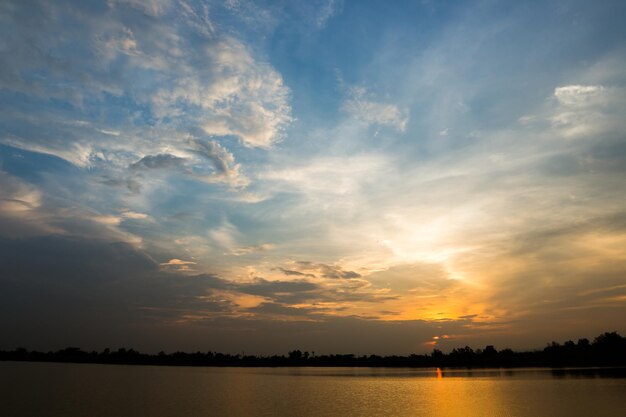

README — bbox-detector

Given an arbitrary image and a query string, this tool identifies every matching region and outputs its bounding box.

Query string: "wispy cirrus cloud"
[342,86,409,131]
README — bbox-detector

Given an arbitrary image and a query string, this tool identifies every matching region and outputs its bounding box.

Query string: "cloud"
[108,0,173,17]
[435,206,626,332]
[160,258,197,272]
[0,175,41,215]
[516,82,626,141]
[130,154,187,171]
[275,267,316,278]
[0,234,242,348]
[235,275,394,306]
[231,243,275,256]
[314,0,342,28]
[127,138,250,189]
[151,37,293,148]
[0,168,145,244]
[236,277,321,302]
[342,86,409,131]
[0,172,55,237]
[189,139,250,188]
[207,220,272,255]
[222,0,277,31]
[246,57,626,327]
[553,85,605,107]
[0,234,488,354]
[200,39,292,148]
[97,176,142,194]
[548,84,620,138]
[0,233,393,334]
[160,258,197,266]
[222,0,341,34]
[260,154,390,196]
[0,0,291,187]
[366,263,454,293]
[295,261,361,279]
[0,235,292,326]
[245,302,327,318]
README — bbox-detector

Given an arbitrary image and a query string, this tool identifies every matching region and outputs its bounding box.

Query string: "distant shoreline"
[2,331,625,369]
[3,360,626,374]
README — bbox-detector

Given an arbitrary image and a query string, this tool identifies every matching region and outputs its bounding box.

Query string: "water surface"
[1,362,625,416]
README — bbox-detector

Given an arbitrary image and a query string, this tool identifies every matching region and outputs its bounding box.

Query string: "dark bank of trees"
[1,332,625,368]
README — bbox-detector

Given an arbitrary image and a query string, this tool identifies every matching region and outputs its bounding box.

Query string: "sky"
[1,0,625,355]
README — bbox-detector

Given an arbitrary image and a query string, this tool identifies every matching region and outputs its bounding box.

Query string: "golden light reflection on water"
[425,374,510,417]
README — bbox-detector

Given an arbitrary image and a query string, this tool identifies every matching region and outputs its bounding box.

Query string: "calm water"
[1,362,625,417]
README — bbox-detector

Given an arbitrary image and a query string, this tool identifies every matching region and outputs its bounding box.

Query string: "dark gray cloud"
[178,315,482,356]
[97,175,142,193]
[237,277,321,304]
[123,141,250,188]
[237,275,396,304]
[0,235,234,346]
[274,267,315,278]
[130,154,188,171]
[295,261,361,279]
[245,302,330,317]
[0,234,399,352]
[0,236,468,353]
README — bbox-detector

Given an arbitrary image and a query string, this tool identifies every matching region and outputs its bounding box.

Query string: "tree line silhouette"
[1,331,624,368]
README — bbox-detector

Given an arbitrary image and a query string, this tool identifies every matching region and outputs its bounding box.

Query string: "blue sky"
[1,0,626,354]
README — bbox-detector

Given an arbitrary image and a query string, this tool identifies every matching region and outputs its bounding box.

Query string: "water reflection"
[549,367,626,378]
[1,362,625,417]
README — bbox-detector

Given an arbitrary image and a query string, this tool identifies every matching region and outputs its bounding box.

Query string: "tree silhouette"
[1,331,624,369]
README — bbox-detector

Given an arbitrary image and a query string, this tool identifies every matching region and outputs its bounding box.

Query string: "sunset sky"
[1,0,625,354]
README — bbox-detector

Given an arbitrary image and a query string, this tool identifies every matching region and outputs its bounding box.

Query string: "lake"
[1,362,625,416]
